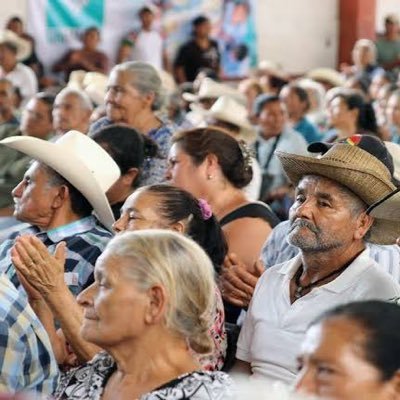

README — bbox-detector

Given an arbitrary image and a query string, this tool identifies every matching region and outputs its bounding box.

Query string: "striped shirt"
[0,274,58,393]
[0,216,113,296]
[262,220,400,282]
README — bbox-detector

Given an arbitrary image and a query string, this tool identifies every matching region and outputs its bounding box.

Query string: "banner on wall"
[27,0,258,79]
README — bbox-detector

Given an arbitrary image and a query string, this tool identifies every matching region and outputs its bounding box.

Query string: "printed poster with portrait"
[27,0,258,78]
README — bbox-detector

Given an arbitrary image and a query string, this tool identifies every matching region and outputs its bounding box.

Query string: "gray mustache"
[290,219,319,234]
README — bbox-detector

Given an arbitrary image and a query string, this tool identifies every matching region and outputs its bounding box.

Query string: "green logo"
[46,0,104,28]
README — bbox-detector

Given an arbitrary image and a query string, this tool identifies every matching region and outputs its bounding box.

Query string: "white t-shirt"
[236,250,400,384]
[243,157,262,201]
[131,30,163,70]
[0,63,38,106]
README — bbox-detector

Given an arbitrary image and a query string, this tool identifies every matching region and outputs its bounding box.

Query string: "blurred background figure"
[174,15,220,83]
[0,30,37,106]
[117,5,168,71]
[52,27,109,83]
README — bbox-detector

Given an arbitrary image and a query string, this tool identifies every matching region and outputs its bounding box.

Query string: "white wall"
[255,0,339,74]
[0,0,27,31]
[376,0,400,34]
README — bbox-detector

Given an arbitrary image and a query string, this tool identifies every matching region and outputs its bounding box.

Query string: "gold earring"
[207,174,213,180]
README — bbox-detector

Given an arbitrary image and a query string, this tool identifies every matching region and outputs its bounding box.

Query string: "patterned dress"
[54,352,234,400]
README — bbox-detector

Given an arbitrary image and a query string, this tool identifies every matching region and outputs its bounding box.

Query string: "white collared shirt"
[236,250,400,384]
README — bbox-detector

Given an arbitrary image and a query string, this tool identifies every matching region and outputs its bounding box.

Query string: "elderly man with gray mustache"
[230,134,400,385]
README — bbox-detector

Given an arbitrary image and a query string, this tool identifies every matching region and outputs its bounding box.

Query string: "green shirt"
[375,37,400,66]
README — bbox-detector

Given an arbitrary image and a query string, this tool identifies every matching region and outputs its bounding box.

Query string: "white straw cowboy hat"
[205,95,256,143]
[257,60,289,81]
[306,68,345,88]
[385,141,400,181]
[182,77,245,104]
[277,134,399,244]
[0,131,120,230]
[367,141,400,225]
[0,30,31,61]
[68,71,108,106]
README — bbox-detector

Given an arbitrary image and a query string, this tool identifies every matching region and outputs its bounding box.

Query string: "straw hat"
[0,30,31,61]
[83,72,108,105]
[258,60,289,81]
[68,71,108,106]
[385,141,400,181]
[367,141,400,228]
[0,131,120,230]
[306,68,345,88]
[182,77,244,104]
[276,136,399,244]
[205,95,256,143]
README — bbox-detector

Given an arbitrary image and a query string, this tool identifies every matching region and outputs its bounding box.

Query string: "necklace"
[294,251,363,300]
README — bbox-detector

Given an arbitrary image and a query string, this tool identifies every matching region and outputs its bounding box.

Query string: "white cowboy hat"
[257,60,289,81]
[205,95,256,143]
[68,71,108,106]
[0,30,31,61]
[83,72,108,106]
[306,68,345,88]
[0,131,120,230]
[182,77,245,104]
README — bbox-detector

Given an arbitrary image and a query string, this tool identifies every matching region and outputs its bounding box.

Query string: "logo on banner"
[46,0,104,44]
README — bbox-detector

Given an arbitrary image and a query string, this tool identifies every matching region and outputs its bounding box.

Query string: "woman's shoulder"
[54,352,115,399]
[220,201,280,228]
[141,371,234,400]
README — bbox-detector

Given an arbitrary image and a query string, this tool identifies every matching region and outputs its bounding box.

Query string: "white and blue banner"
[27,0,258,78]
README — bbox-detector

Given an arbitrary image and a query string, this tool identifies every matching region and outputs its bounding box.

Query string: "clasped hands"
[11,235,67,299]
[219,253,264,309]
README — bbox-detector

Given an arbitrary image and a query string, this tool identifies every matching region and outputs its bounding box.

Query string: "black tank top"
[219,201,280,228]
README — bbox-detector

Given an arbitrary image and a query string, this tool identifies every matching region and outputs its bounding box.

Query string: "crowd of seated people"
[0,8,400,400]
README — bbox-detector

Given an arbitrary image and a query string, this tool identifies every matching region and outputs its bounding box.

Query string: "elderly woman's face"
[77,251,149,347]
[295,317,396,400]
[105,70,145,124]
[113,191,169,233]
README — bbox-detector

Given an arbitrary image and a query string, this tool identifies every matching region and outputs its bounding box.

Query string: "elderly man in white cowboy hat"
[0,130,120,297]
[0,30,37,106]
[233,135,400,384]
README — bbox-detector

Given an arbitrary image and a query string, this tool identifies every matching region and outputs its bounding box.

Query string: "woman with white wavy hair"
[55,230,233,399]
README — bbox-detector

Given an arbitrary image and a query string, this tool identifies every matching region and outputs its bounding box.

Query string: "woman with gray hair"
[340,39,384,81]
[54,230,233,399]
[90,61,175,185]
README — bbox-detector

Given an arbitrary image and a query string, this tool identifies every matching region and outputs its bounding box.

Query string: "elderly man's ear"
[52,185,70,209]
[354,213,374,241]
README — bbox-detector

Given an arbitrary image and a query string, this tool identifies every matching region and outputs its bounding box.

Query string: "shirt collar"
[278,249,372,294]
[35,215,97,243]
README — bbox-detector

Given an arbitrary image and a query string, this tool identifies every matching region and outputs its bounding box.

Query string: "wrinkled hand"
[11,235,67,298]
[15,269,43,302]
[219,253,264,308]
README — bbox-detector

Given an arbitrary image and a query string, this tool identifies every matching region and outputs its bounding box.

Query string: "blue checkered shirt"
[0,216,113,297]
[0,274,59,394]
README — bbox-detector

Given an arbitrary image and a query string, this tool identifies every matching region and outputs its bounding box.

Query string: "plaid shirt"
[0,216,113,297]
[0,274,58,394]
